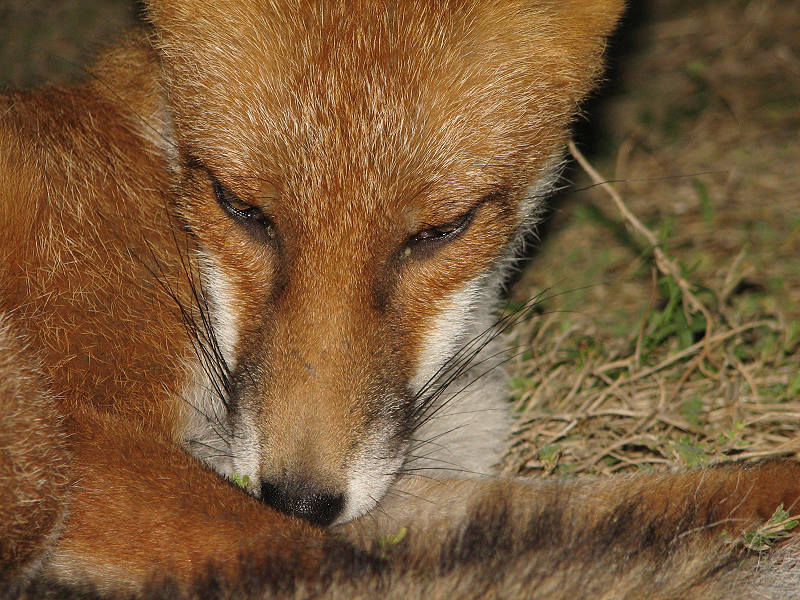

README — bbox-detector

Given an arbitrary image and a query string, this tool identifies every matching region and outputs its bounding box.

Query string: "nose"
[260,478,345,527]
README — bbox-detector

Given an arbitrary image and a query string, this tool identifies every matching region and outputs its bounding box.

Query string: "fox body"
[3,1,800,597]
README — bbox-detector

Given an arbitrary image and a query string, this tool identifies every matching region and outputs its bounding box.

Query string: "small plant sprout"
[378,526,408,558]
[231,473,252,490]
[742,504,799,552]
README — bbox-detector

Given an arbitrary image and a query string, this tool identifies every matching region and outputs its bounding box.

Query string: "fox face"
[146,0,622,525]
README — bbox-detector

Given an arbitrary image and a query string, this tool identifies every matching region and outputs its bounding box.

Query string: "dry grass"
[505,0,800,477]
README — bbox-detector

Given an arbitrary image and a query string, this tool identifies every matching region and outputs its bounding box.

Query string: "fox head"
[143,0,624,525]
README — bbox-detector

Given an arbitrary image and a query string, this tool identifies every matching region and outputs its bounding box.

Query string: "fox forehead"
[150,1,594,213]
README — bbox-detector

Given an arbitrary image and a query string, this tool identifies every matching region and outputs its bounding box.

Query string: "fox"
[3,0,800,597]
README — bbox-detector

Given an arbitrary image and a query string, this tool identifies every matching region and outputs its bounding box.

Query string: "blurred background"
[2,0,798,478]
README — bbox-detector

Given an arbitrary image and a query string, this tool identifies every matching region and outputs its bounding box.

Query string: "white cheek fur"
[338,433,407,523]
[409,279,484,395]
[179,250,241,478]
[197,251,240,367]
[407,275,512,478]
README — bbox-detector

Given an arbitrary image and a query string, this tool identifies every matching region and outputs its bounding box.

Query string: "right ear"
[547,0,627,41]
[466,0,626,123]
[522,0,627,99]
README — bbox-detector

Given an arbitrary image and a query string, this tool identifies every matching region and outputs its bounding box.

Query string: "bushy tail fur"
[11,461,800,599]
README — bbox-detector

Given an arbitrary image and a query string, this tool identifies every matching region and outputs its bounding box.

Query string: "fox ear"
[142,0,202,35]
[552,0,627,40]
[526,0,626,60]
[511,0,627,109]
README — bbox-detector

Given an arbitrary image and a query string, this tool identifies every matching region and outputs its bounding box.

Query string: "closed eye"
[211,176,276,240]
[408,208,475,247]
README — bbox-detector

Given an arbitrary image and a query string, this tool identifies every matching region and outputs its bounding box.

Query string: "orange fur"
[3,2,800,598]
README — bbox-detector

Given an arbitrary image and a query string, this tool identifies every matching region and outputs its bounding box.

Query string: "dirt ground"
[506,0,800,476]
[2,1,798,478]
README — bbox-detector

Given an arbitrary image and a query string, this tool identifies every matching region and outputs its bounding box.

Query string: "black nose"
[260,479,345,527]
